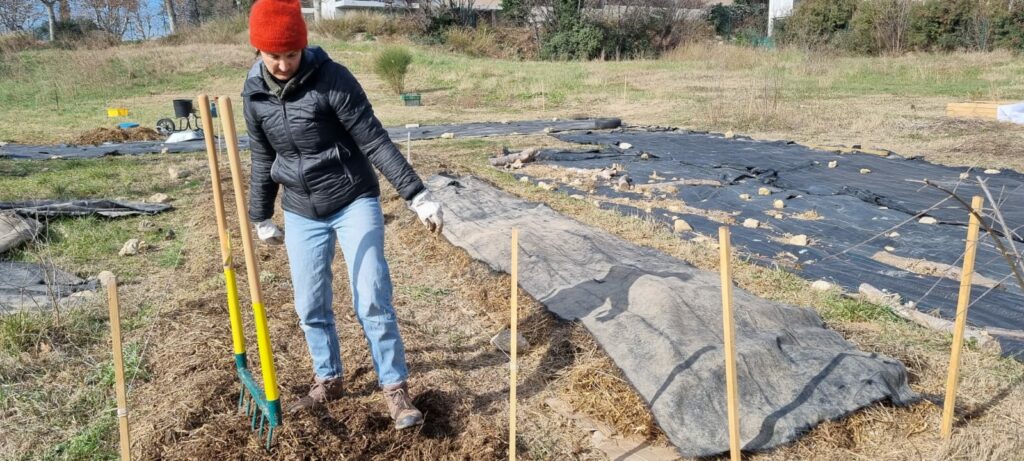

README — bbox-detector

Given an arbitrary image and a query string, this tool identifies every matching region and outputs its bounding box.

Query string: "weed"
[820,293,902,323]
[42,414,117,461]
[90,341,149,387]
[156,240,184,269]
[0,307,109,356]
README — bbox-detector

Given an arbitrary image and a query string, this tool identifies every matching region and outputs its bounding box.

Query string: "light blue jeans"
[283,196,409,386]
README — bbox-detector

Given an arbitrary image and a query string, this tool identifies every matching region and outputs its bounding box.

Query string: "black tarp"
[0,200,172,218]
[521,129,1024,359]
[0,118,621,160]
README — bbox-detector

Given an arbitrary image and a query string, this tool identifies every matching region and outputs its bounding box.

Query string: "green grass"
[42,414,118,461]
[156,240,185,269]
[0,157,194,202]
[1,155,202,279]
[0,44,244,142]
[90,341,149,387]
[0,307,109,356]
[820,293,902,323]
[0,306,151,461]
[402,284,453,301]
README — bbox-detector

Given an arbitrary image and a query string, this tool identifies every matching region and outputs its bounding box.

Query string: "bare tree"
[0,0,38,31]
[163,0,176,34]
[871,0,912,54]
[39,0,57,40]
[82,0,137,39]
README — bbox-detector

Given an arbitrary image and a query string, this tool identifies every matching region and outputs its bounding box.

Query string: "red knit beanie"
[249,0,308,53]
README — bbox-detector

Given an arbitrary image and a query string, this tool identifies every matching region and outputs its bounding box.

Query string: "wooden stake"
[509,228,519,461]
[718,226,741,461]
[941,195,984,439]
[407,132,412,166]
[541,81,546,112]
[106,276,131,461]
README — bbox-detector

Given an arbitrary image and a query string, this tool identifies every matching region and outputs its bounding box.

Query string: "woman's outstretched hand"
[255,219,285,245]
[410,191,444,234]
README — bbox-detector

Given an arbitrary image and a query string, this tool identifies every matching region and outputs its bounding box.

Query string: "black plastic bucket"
[173,99,194,118]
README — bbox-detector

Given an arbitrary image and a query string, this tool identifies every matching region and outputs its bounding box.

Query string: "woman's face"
[260,49,302,81]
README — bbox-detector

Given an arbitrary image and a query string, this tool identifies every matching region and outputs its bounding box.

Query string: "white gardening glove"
[410,191,443,234]
[254,219,284,245]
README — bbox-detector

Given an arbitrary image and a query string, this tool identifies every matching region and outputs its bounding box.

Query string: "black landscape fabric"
[428,175,917,457]
[0,119,621,160]
[523,128,1024,359]
[0,200,172,218]
[0,262,96,314]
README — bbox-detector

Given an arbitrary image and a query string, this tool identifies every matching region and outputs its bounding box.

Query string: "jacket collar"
[243,46,331,99]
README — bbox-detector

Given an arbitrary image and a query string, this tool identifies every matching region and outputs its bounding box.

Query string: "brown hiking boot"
[382,382,424,430]
[286,376,343,415]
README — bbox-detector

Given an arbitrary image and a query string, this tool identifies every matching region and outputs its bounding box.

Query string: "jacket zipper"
[280,98,316,214]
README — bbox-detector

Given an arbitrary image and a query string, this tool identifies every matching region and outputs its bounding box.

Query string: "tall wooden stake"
[541,81,546,112]
[719,226,741,461]
[941,195,984,439]
[406,132,412,166]
[106,276,131,461]
[509,228,519,461]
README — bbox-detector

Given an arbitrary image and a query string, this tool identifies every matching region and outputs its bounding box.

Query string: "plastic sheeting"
[0,118,622,160]
[429,175,916,458]
[0,262,96,314]
[523,129,1024,358]
[997,102,1024,125]
[0,200,172,218]
[0,213,40,254]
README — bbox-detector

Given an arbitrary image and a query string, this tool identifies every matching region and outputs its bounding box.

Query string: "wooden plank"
[946,101,1014,120]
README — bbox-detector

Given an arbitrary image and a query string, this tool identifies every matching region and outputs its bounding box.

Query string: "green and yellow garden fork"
[199,94,281,449]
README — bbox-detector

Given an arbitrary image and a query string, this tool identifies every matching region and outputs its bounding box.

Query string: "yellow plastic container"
[106,108,119,117]
[106,107,129,117]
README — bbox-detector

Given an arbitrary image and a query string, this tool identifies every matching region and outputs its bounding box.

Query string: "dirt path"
[128,165,654,459]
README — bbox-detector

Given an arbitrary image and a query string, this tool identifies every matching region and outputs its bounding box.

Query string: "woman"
[243,0,443,430]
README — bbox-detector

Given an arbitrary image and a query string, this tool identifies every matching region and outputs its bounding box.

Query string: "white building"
[768,0,797,37]
[303,0,501,20]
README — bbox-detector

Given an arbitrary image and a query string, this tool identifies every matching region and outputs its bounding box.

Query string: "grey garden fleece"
[427,175,917,457]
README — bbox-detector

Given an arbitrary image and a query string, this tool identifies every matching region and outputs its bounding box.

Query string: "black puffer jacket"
[242,46,424,222]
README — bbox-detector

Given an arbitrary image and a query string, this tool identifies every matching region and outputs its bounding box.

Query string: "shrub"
[444,26,501,57]
[33,18,120,49]
[313,11,421,40]
[707,0,768,39]
[0,31,41,55]
[374,47,413,95]
[595,0,690,59]
[993,4,1024,51]
[780,0,858,49]
[501,0,531,26]
[160,15,249,46]
[541,20,605,60]
[907,0,977,51]
[848,0,913,54]
[417,1,479,44]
